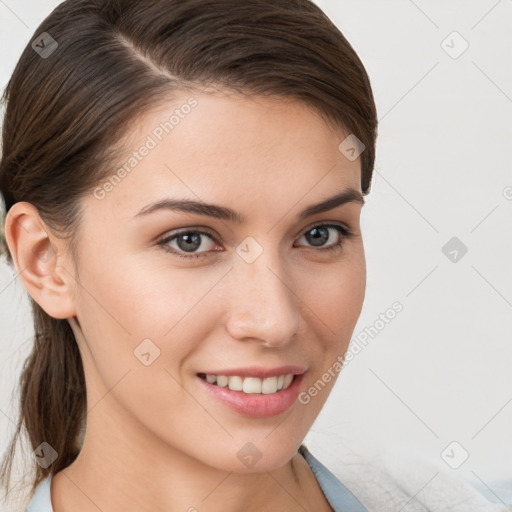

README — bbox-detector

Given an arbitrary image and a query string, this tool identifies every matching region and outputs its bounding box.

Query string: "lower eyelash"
[159,224,353,259]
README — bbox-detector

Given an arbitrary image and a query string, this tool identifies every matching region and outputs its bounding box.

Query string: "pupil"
[307,227,328,247]
[178,233,201,252]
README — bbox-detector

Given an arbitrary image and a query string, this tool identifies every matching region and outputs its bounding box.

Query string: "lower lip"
[197,373,305,418]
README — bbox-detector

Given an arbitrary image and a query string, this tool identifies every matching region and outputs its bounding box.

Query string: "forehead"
[85,91,362,223]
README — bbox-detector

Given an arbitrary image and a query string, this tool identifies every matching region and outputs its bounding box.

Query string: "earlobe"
[4,201,77,320]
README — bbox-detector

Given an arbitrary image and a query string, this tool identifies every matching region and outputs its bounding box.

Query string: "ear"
[4,201,78,320]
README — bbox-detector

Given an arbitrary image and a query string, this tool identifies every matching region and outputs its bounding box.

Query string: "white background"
[1,0,511,507]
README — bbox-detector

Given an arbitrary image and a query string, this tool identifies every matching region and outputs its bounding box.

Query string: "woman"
[0,0,378,510]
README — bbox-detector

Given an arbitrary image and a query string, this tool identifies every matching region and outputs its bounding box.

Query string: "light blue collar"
[299,444,369,511]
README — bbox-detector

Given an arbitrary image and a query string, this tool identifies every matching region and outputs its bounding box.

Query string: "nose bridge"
[224,243,300,345]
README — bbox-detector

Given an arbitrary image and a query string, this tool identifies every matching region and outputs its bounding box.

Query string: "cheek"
[306,255,366,338]
[72,257,214,426]
[79,247,210,328]
[294,260,365,414]
[74,253,226,373]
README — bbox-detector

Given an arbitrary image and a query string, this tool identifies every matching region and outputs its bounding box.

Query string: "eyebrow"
[133,188,365,223]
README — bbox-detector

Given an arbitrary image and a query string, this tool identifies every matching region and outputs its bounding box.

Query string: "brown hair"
[0,0,378,504]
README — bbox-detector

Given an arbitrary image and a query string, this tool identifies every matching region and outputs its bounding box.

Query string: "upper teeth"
[204,374,294,394]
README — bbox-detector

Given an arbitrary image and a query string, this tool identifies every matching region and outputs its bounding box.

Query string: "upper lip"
[198,365,307,379]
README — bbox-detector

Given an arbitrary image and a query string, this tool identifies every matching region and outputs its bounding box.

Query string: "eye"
[158,229,219,259]
[295,223,352,253]
[157,223,353,259]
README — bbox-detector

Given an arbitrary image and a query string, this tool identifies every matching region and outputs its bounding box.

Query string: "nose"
[223,250,301,348]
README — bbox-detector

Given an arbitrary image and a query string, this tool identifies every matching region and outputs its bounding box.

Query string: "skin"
[6,89,366,512]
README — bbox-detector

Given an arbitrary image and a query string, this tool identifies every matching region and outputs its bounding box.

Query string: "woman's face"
[65,90,366,473]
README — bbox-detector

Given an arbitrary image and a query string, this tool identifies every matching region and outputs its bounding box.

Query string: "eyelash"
[157,223,353,260]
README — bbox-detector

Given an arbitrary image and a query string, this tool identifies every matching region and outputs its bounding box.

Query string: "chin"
[203,438,303,475]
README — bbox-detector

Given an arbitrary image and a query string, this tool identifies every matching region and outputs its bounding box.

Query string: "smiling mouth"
[197,372,296,394]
